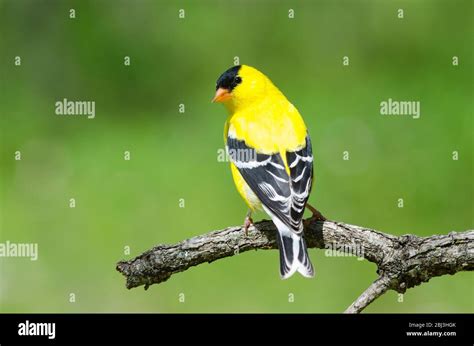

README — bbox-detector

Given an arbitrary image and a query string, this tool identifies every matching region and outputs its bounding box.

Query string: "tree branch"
[344,276,391,313]
[116,218,474,313]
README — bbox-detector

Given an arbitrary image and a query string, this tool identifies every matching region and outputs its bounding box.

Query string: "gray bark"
[116,218,474,313]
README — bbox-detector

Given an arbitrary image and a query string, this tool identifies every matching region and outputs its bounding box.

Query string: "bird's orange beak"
[212,87,232,103]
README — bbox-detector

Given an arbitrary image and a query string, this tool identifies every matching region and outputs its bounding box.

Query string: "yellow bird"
[213,65,322,279]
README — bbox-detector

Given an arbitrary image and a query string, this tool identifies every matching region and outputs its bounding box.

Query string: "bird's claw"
[305,204,327,225]
[243,216,254,236]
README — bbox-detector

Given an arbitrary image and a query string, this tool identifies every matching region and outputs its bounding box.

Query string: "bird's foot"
[243,216,254,236]
[305,203,327,223]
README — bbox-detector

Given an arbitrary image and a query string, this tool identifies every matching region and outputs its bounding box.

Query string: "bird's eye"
[234,76,242,84]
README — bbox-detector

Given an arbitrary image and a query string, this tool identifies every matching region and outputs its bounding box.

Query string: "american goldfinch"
[213,65,323,279]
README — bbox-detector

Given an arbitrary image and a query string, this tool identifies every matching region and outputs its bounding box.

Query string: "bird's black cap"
[216,65,242,91]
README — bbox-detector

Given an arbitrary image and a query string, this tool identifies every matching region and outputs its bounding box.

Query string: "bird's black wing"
[227,134,313,234]
[285,135,314,230]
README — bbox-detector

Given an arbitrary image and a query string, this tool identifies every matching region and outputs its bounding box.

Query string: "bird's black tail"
[275,228,315,279]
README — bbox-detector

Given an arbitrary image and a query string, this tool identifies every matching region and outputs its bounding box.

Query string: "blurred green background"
[0,0,472,313]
